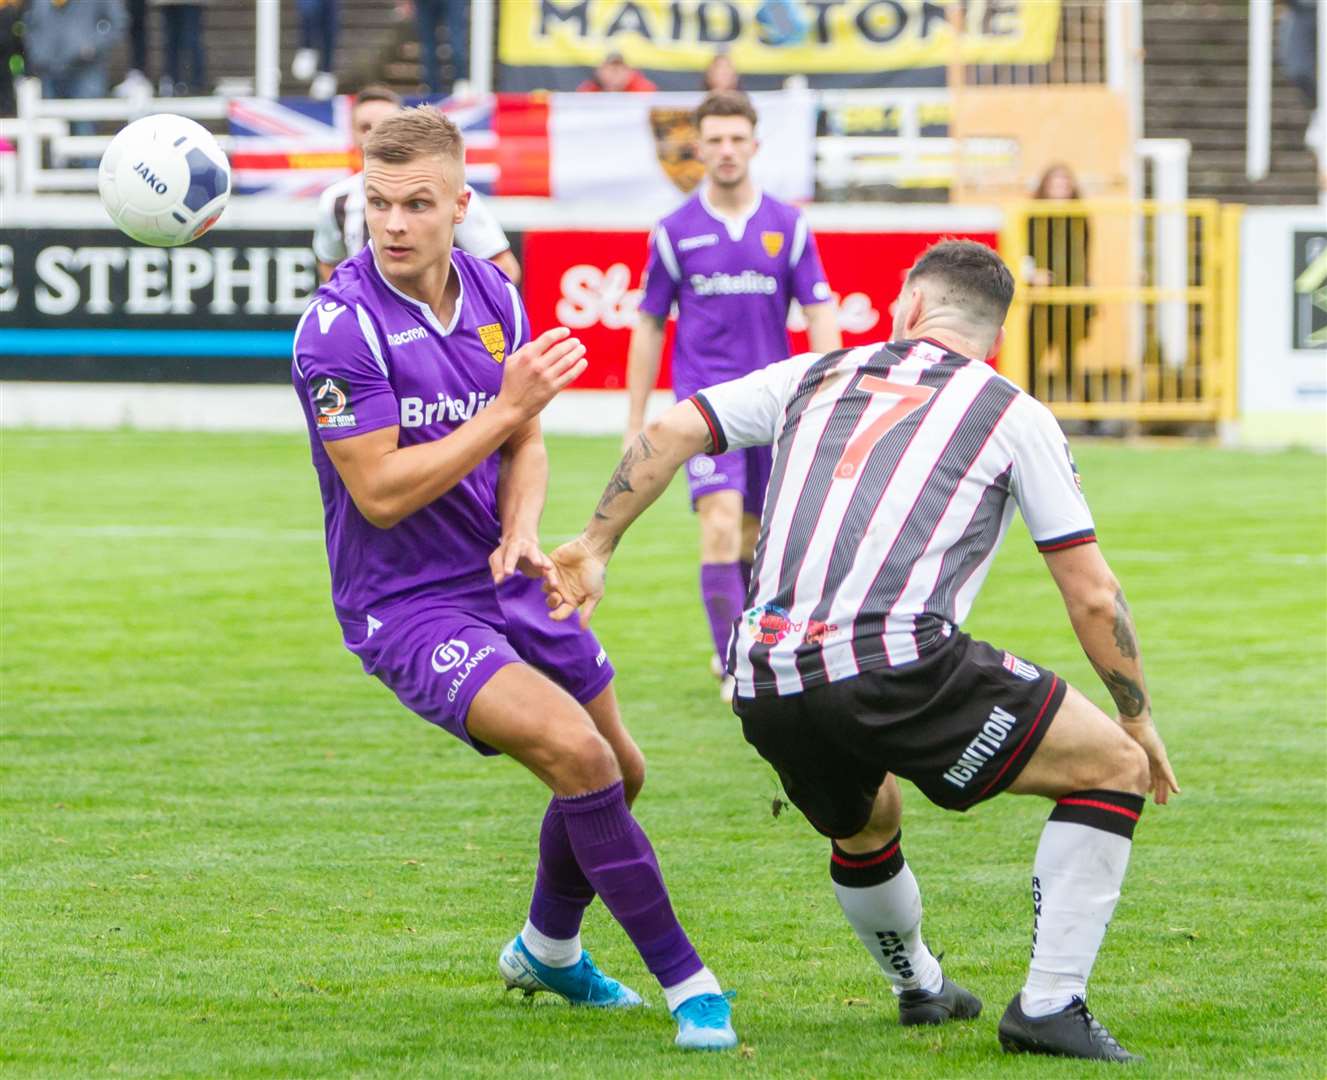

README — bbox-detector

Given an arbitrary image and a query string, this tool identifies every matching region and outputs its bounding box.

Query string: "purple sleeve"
[789,214,831,308]
[294,299,399,442]
[507,280,530,351]
[636,224,680,320]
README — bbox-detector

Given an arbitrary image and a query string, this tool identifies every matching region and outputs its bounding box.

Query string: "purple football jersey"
[637,189,830,402]
[292,246,528,640]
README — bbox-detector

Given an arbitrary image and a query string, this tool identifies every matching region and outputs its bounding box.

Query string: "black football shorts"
[733,632,1066,838]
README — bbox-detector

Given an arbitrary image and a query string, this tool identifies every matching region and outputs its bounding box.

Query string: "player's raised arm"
[546,399,713,626]
[324,327,586,529]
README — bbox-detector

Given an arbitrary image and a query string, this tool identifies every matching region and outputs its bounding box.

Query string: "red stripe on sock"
[1057,797,1141,821]
[830,841,900,868]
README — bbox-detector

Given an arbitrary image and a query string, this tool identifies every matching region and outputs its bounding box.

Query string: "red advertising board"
[520,228,1000,389]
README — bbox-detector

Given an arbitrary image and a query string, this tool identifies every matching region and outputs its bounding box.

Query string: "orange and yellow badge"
[477,322,506,364]
[760,231,785,258]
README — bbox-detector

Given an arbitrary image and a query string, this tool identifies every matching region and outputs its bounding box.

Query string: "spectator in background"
[152,0,206,98]
[702,51,739,93]
[1,0,25,117]
[577,50,656,93]
[23,0,126,135]
[292,0,338,100]
[1277,0,1320,151]
[1026,163,1093,410]
[405,0,467,96]
[112,0,151,98]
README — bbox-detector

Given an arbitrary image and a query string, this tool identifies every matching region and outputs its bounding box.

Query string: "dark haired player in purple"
[625,90,841,700]
[291,107,736,1051]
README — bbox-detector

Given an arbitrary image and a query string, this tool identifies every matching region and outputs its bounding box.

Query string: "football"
[98,113,231,247]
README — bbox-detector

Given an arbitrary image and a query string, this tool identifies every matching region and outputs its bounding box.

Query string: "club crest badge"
[761,231,785,258]
[477,322,506,364]
[649,108,704,194]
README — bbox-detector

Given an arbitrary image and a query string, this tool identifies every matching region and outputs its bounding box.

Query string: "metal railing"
[1000,199,1242,424]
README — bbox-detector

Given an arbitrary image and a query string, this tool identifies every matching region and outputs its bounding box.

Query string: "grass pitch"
[2,431,1325,1078]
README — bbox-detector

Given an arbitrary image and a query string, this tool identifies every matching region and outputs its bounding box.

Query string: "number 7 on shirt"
[835,376,936,480]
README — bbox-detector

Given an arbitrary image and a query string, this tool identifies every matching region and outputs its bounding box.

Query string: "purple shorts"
[685,444,773,515]
[347,574,614,754]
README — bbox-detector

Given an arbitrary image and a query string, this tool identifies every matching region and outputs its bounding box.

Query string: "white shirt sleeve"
[454,187,511,260]
[690,354,814,452]
[311,184,347,266]
[1007,394,1097,552]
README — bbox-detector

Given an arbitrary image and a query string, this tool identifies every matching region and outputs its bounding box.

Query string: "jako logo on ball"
[99,113,231,248]
[133,162,169,195]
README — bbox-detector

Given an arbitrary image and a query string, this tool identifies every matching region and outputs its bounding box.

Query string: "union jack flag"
[225,94,504,198]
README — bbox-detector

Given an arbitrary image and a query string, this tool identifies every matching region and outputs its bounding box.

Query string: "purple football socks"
[556,781,703,988]
[528,799,596,941]
[700,562,744,663]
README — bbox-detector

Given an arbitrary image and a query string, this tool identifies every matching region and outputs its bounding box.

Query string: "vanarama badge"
[760,231,784,258]
[477,322,506,364]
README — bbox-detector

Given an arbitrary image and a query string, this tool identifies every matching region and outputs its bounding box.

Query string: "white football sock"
[833,863,943,995]
[520,919,581,969]
[662,965,722,1012]
[1022,818,1134,1017]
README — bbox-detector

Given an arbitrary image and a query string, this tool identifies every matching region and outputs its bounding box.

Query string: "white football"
[98,113,231,247]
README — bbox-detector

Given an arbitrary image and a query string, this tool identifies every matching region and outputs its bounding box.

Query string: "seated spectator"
[292,0,339,100]
[23,0,126,137]
[702,51,740,93]
[152,0,207,98]
[577,51,656,93]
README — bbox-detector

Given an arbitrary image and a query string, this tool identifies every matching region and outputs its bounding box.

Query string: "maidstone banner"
[499,0,1062,90]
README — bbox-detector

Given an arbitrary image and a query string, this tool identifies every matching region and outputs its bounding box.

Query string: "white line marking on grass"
[1109,549,1326,567]
[2,524,323,542]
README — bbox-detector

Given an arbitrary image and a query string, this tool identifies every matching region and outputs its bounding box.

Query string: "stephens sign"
[0,228,318,381]
[521,226,999,388]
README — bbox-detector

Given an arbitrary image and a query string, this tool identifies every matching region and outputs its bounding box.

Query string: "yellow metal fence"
[1000,200,1242,423]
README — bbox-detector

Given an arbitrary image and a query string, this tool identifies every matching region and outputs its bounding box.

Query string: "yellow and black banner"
[498,0,1061,90]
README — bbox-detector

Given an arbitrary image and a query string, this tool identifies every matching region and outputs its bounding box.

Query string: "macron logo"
[315,302,346,334]
[387,326,428,347]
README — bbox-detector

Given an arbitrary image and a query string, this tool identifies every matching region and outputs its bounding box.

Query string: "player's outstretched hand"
[497,327,588,421]
[1120,715,1180,805]
[490,535,551,585]
[543,537,607,629]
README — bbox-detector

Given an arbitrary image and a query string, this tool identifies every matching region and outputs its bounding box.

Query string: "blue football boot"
[498,935,643,1008]
[672,990,738,1051]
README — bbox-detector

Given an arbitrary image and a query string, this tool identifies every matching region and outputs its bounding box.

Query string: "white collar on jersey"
[699,184,764,242]
[369,244,465,337]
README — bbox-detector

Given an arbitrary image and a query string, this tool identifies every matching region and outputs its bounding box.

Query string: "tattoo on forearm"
[1091,660,1148,718]
[593,433,656,523]
[1113,589,1138,659]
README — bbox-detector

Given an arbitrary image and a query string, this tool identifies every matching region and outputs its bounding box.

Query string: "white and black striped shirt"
[690,339,1096,698]
[312,175,511,266]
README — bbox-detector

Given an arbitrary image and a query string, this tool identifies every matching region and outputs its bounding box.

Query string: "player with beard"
[292,107,737,1051]
[624,91,841,700]
[548,240,1179,1063]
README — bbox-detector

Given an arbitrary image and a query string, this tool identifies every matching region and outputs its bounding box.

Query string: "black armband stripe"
[688,393,728,454]
[1036,529,1097,553]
